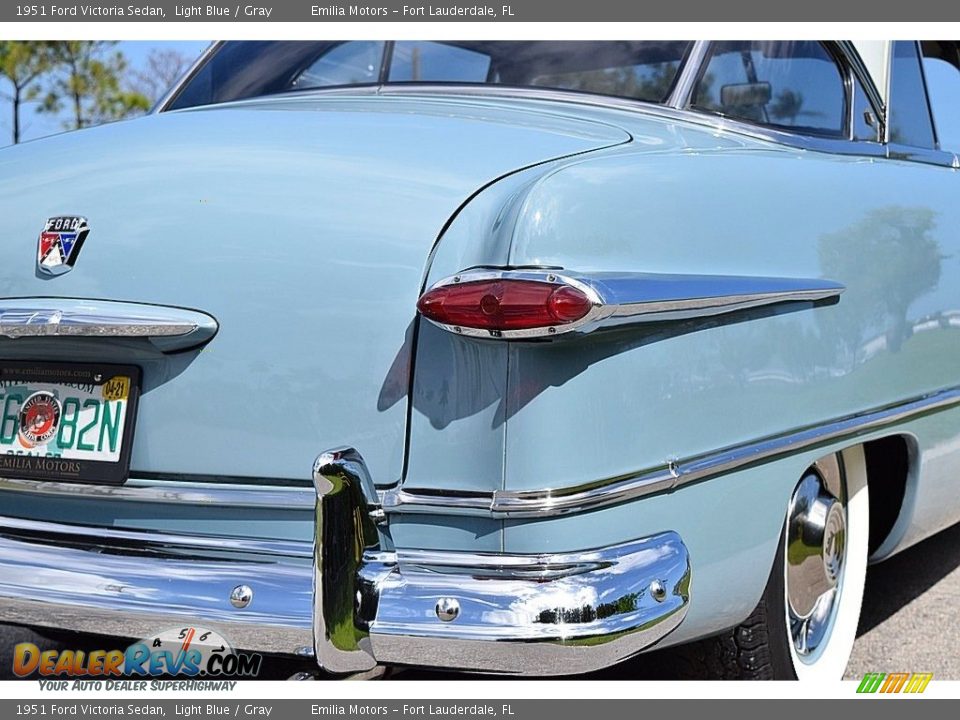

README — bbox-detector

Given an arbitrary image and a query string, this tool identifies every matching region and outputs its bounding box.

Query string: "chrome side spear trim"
[418,268,843,340]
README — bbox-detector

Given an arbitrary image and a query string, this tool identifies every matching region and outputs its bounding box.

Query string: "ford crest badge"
[37,216,89,276]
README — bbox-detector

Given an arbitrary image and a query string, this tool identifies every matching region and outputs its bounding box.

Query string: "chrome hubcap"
[786,456,846,660]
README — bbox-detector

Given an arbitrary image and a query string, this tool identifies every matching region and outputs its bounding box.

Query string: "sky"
[0,41,210,147]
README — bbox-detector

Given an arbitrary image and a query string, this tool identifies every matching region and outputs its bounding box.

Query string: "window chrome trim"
[886,143,959,167]
[153,41,222,113]
[914,40,941,149]
[383,385,960,518]
[883,39,950,167]
[666,40,711,109]
[836,40,886,133]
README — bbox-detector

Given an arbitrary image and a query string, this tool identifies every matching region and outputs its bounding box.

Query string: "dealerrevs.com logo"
[13,626,262,680]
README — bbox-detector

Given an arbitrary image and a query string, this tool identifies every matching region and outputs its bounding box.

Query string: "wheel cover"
[785,456,848,660]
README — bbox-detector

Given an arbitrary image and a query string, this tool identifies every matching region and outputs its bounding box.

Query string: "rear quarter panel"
[488,141,960,641]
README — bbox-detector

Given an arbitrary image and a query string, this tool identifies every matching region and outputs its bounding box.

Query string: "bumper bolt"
[649,579,667,603]
[435,597,460,622]
[230,584,253,609]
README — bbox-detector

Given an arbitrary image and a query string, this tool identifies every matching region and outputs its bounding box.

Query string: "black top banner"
[2,0,958,22]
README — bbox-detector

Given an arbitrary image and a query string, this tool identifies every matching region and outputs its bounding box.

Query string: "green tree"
[0,41,56,144]
[129,48,193,105]
[38,41,149,130]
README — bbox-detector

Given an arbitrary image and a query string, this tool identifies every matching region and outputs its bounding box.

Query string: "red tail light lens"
[417,279,593,333]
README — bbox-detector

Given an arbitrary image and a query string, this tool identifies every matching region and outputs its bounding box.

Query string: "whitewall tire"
[672,447,869,680]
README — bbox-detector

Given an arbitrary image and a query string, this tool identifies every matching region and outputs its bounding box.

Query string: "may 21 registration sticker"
[0,362,140,484]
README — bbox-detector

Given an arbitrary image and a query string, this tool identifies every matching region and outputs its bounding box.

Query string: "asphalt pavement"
[843,521,960,680]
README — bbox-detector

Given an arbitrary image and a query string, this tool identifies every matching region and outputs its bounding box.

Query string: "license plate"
[0,362,140,484]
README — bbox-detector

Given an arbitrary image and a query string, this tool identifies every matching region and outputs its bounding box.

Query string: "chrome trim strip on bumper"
[313,449,691,676]
[384,385,960,518]
[0,516,314,655]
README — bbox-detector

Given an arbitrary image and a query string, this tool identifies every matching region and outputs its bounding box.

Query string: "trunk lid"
[0,95,629,486]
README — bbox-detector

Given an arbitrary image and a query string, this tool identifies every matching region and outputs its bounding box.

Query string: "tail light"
[417,272,598,338]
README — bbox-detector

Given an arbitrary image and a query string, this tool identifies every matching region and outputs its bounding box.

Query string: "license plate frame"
[0,361,141,485]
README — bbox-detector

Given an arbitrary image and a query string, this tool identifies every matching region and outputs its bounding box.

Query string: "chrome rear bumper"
[0,515,315,655]
[357,536,690,675]
[312,448,690,675]
[0,451,690,676]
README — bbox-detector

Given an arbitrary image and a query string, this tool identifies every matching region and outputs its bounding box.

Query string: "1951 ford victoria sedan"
[2,39,960,681]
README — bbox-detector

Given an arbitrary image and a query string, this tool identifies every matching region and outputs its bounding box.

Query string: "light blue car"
[2,40,960,681]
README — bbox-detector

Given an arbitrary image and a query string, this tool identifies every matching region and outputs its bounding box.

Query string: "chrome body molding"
[384,386,960,518]
[6,386,957,523]
[0,514,313,654]
[0,298,218,352]
[313,447,690,675]
[420,269,844,340]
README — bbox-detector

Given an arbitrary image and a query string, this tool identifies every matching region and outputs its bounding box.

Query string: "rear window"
[691,41,846,137]
[165,41,693,110]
